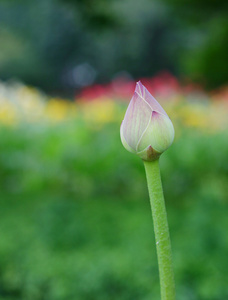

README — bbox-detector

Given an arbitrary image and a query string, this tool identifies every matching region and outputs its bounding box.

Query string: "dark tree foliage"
[163,0,228,88]
[60,0,119,29]
[0,0,227,91]
[64,0,228,89]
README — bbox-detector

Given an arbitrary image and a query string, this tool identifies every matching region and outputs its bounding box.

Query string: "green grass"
[0,121,228,299]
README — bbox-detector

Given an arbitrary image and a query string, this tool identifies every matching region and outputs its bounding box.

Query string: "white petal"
[120,123,136,154]
[137,111,174,154]
[121,91,151,150]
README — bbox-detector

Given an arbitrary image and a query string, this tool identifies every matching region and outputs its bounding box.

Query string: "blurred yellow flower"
[45,98,77,122]
[0,101,18,125]
[79,97,120,125]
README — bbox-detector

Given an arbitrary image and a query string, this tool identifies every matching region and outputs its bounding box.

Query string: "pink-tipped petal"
[121,91,151,150]
[135,81,168,116]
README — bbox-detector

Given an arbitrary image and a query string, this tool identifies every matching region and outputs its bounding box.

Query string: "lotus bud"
[120,81,174,161]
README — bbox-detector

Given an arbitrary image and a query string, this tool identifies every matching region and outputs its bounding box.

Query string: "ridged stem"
[144,159,175,300]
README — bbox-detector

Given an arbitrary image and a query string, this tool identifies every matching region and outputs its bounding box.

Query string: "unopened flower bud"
[120,81,174,161]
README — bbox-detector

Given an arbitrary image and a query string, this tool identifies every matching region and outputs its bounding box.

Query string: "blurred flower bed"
[0,76,228,300]
[0,74,228,132]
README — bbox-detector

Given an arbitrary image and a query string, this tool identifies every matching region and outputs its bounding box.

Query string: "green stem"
[144,159,175,300]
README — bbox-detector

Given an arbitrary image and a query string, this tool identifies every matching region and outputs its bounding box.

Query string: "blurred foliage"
[0,0,79,91]
[61,0,119,29]
[163,0,228,88]
[0,122,228,300]
[0,80,228,299]
[0,0,227,92]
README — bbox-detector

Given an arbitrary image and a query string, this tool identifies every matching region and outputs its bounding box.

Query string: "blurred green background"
[0,0,228,300]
